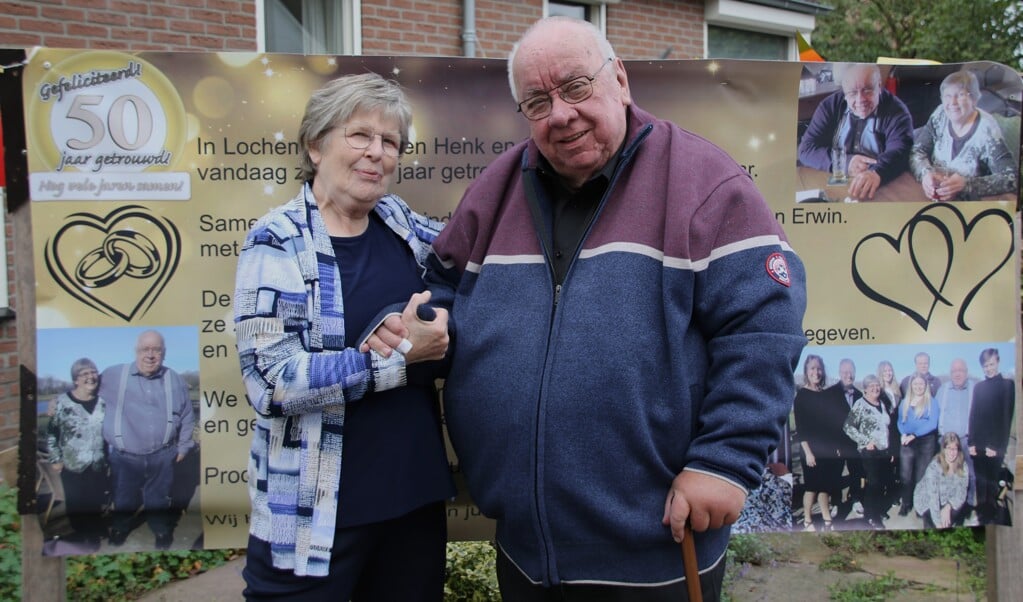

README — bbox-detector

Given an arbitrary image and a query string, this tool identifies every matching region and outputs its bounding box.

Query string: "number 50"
[66,94,154,151]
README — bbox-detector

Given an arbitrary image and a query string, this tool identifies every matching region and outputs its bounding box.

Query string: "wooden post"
[2,48,66,601]
[14,198,65,599]
[988,217,1023,601]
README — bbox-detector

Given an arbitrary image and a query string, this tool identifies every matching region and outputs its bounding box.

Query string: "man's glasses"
[843,85,877,99]
[342,126,403,157]
[517,57,613,121]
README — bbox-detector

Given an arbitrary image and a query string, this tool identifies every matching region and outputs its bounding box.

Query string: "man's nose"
[547,95,576,124]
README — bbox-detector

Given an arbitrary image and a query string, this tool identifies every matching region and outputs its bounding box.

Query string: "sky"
[37,325,199,382]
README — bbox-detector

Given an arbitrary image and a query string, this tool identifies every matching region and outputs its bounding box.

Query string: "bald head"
[950,358,968,387]
[505,16,632,189]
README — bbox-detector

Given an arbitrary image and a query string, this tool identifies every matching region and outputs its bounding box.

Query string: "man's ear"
[613,58,632,106]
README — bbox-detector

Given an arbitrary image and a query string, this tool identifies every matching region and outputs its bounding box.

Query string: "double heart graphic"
[44,205,181,322]
[851,203,1014,332]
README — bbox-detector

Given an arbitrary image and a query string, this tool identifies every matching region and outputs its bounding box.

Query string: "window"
[545,1,614,31]
[704,0,823,61]
[260,0,359,54]
[547,1,588,20]
[707,25,788,60]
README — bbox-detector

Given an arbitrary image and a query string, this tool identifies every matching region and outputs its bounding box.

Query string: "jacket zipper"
[527,124,653,584]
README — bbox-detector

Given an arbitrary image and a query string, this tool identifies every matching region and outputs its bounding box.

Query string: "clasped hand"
[847,155,880,199]
[921,170,966,202]
[360,291,449,364]
[662,470,745,543]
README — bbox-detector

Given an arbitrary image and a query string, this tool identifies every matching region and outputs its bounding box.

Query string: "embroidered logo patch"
[766,252,790,287]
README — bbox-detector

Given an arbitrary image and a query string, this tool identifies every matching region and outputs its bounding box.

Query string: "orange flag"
[797,32,825,62]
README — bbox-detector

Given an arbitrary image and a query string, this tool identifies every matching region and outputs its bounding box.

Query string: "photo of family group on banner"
[15,44,1020,559]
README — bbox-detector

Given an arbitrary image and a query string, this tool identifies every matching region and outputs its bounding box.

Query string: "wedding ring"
[396,338,414,355]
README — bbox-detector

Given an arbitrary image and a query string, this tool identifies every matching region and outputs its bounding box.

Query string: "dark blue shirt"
[331,212,453,526]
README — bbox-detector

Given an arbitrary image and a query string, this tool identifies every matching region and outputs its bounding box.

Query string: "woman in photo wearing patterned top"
[46,357,109,551]
[843,374,891,529]
[914,432,969,528]
[910,69,1018,201]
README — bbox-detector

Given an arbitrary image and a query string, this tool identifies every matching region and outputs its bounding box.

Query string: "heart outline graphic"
[44,204,181,322]
[851,203,1013,331]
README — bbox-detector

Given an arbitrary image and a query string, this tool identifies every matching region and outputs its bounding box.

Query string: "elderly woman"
[46,358,108,551]
[910,70,1017,201]
[914,432,970,528]
[843,374,891,529]
[234,73,455,601]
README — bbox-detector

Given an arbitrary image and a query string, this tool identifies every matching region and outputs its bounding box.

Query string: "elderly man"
[937,358,976,516]
[798,63,913,200]
[827,359,864,519]
[900,351,942,398]
[101,330,195,550]
[830,359,863,410]
[372,16,805,600]
[937,359,973,445]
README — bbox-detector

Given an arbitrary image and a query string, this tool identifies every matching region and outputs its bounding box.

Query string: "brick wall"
[0,0,707,58]
[359,0,704,61]
[0,0,258,51]
[469,0,542,59]
[362,0,464,56]
[609,0,704,60]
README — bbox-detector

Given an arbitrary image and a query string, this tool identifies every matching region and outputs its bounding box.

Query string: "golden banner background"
[21,49,1021,551]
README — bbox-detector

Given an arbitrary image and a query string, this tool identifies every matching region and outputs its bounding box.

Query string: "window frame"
[544,0,616,33]
[704,0,820,60]
[256,0,361,55]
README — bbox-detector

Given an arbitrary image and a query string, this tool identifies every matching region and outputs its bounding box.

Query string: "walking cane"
[680,522,702,602]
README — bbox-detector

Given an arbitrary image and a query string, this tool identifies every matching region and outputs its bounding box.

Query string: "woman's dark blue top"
[331,212,453,527]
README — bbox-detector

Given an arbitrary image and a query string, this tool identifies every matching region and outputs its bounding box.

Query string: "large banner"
[16,49,1020,554]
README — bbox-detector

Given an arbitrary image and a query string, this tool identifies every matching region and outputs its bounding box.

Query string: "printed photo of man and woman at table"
[796,61,1020,203]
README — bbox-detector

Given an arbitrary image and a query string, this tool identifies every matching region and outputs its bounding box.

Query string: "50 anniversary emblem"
[44,205,181,322]
[26,50,189,201]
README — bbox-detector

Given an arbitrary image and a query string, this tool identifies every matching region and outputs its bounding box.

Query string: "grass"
[828,571,910,602]
[820,527,987,599]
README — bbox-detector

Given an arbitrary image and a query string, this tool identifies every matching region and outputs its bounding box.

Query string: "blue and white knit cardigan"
[233,183,443,575]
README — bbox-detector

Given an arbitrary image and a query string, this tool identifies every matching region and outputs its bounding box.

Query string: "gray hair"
[861,373,881,390]
[70,357,97,382]
[835,62,881,89]
[940,70,982,102]
[507,16,616,103]
[297,72,412,181]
